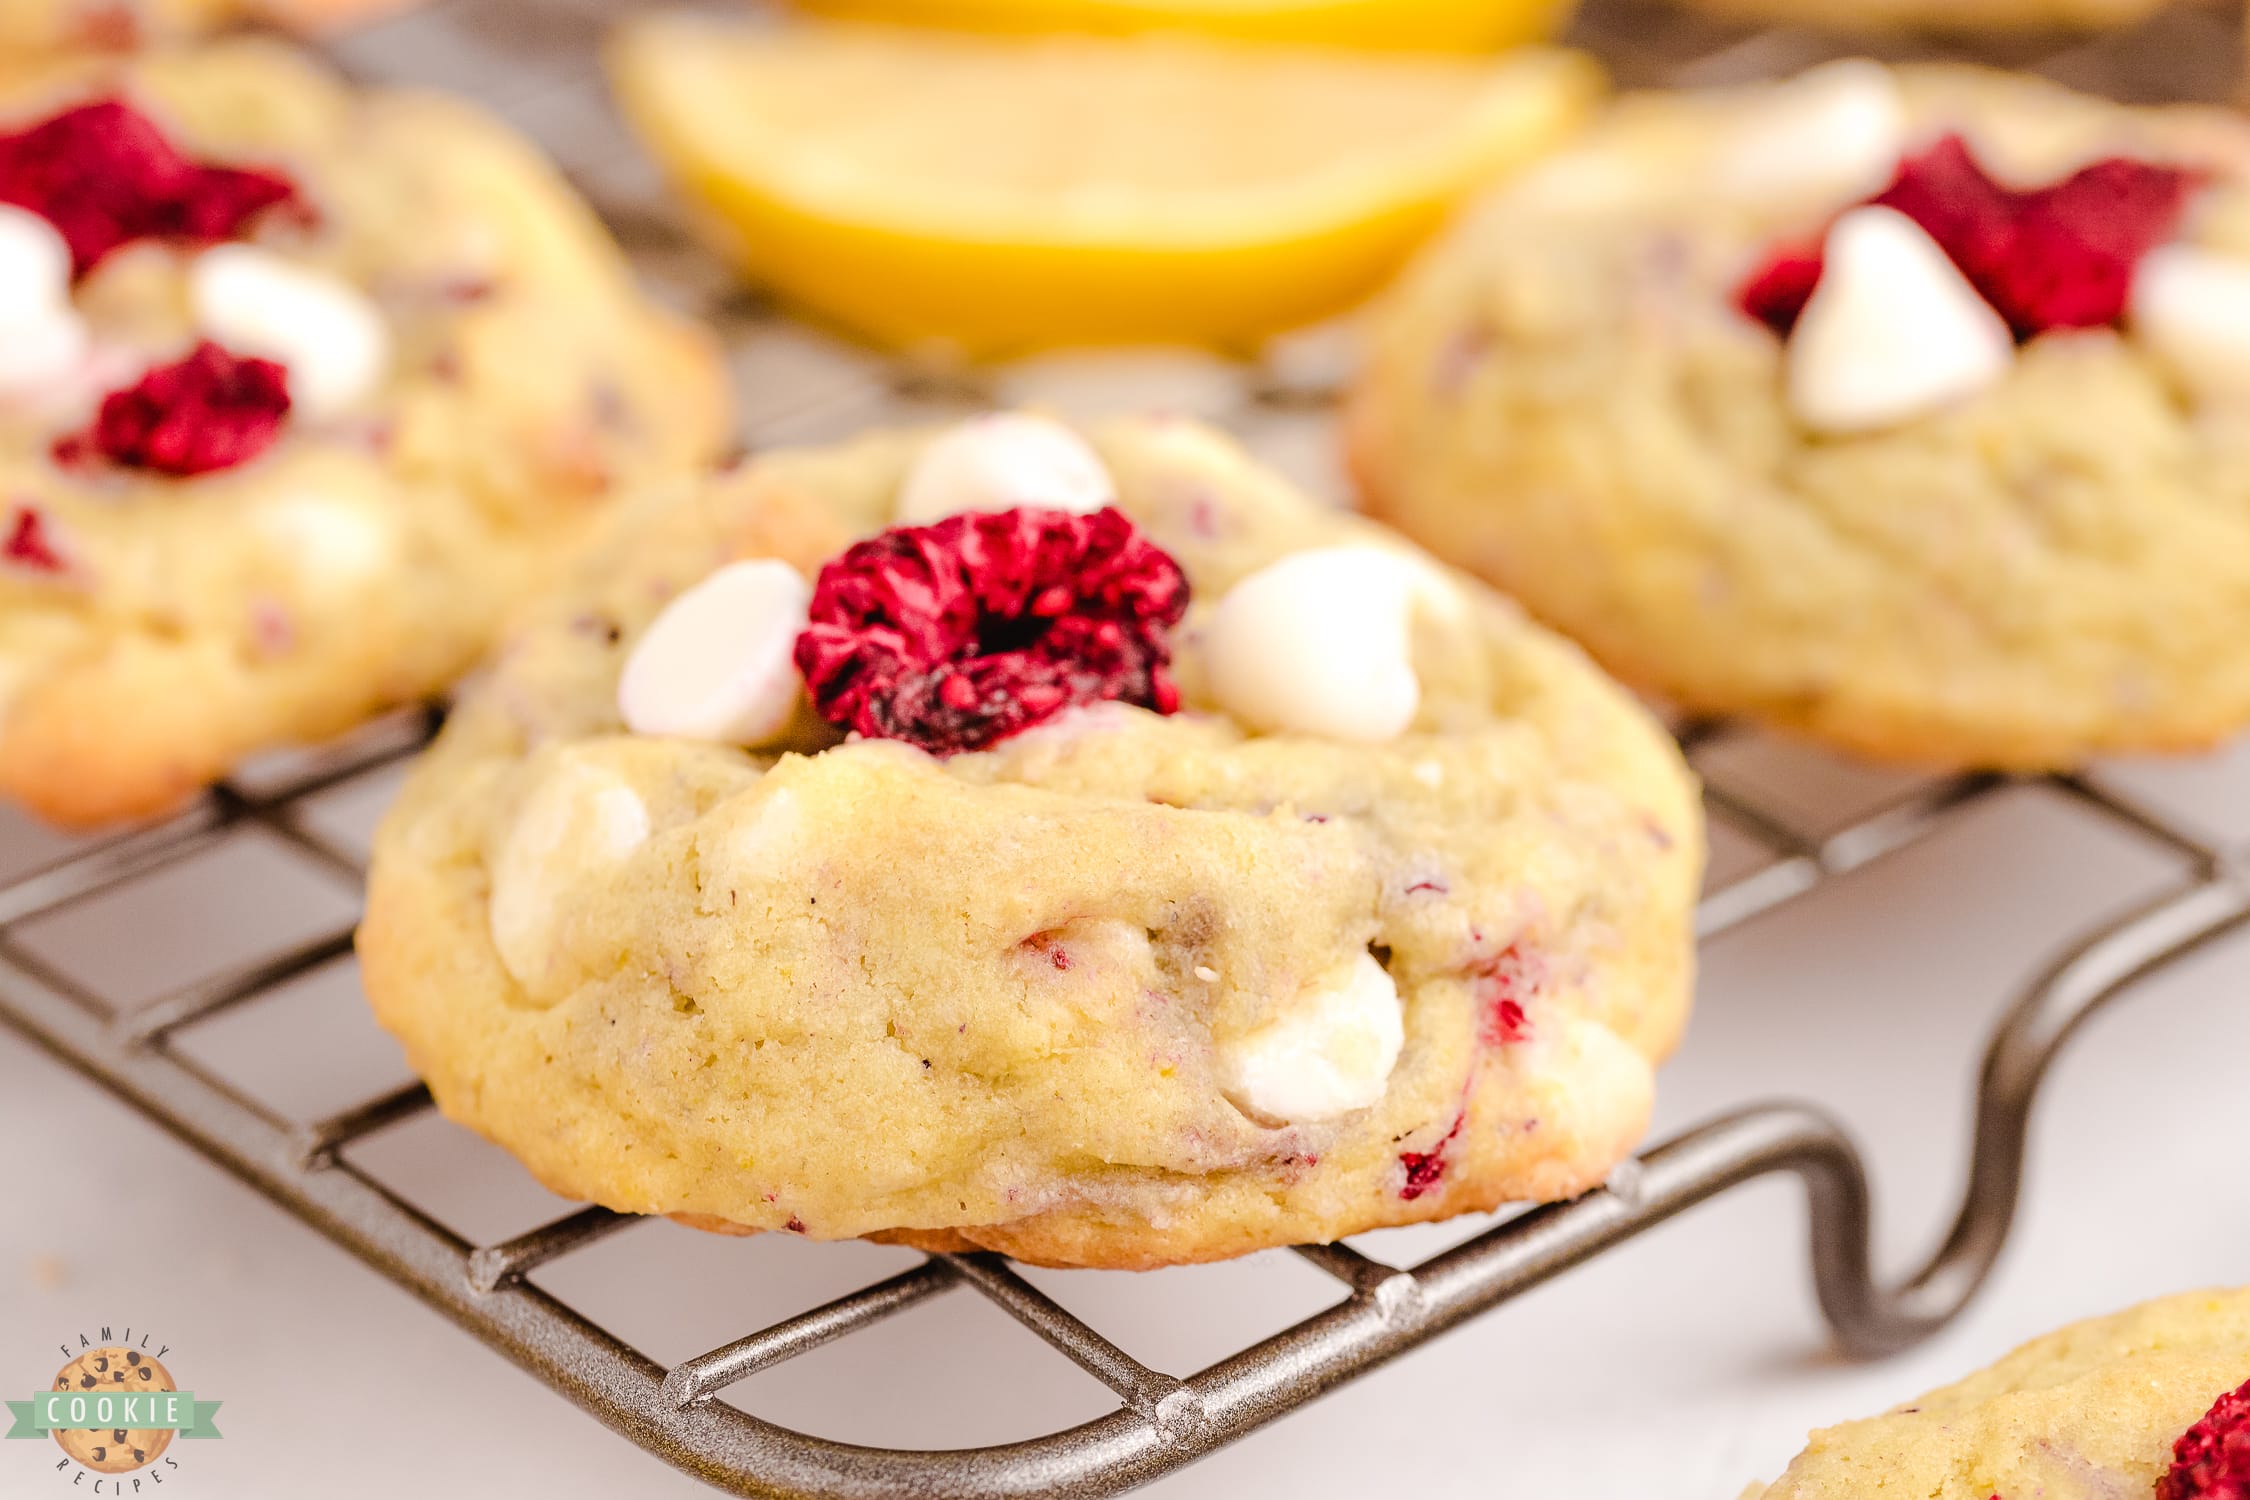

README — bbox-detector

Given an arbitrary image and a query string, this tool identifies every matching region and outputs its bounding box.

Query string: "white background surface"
[3,727,2247,1500]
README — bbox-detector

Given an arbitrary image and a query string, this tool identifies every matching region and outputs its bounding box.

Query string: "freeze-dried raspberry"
[1737,134,2199,340]
[0,99,301,276]
[1398,1113,1465,1201]
[0,504,66,573]
[2159,1379,2250,1500]
[1864,135,2019,300]
[1398,1150,1445,1199]
[1475,944,1543,1047]
[1988,153,2201,335]
[794,506,1189,756]
[1738,242,1825,336]
[1488,999,1529,1045]
[57,341,291,477]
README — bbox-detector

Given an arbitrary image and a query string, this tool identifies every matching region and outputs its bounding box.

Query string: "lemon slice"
[784,0,1575,51]
[611,19,1599,353]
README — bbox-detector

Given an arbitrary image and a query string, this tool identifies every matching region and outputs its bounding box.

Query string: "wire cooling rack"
[3,1,2250,1496]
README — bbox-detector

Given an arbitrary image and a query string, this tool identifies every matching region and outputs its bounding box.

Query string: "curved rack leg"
[1856,876,2250,1353]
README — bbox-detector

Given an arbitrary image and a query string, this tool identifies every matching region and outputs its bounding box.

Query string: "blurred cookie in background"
[1661,0,2181,34]
[0,40,729,824]
[0,0,420,55]
[1351,61,2250,771]
[784,0,1577,51]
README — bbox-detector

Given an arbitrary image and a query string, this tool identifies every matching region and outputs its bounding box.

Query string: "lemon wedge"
[784,0,1575,51]
[611,19,1599,353]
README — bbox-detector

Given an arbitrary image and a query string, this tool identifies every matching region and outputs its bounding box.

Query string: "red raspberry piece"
[1397,1113,1465,1201]
[56,341,291,477]
[1736,134,2199,340]
[1474,943,1543,1047]
[1993,154,2202,335]
[794,506,1189,756]
[0,504,67,573]
[1864,135,2022,303]
[1488,998,1529,1045]
[0,99,301,277]
[2160,1379,2250,1500]
[1738,241,1826,336]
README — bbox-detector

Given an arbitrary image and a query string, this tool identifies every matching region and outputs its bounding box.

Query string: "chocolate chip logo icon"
[45,1349,175,1474]
[7,1331,221,1483]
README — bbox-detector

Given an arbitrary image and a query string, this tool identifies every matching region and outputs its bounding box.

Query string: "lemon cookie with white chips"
[359,413,1700,1269]
[0,40,726,824]
[1352,62,2250,771]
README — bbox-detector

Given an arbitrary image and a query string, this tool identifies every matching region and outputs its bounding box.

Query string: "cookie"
[0,40,727,825]
[1350,62,2250,771]
[48,1347,174,1474]
[1662,0,2165,34]
[1749,1286,2250,1499]
[0,0,416,55]
[358,414,1702,1270]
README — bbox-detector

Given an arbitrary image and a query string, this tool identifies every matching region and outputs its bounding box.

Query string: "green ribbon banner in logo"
[6,1389,222,1440]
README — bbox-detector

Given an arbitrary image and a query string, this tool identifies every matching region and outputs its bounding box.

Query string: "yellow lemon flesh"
[785,0,1576,52]
[611,19,1599,354]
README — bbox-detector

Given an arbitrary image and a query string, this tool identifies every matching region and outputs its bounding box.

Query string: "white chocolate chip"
[0,208,91,400]
[1786,206,2014,434]
[0,307,86,400]
[1203,546,1423,742]
[189,244,389,420]
[618,559,811,746]
[895,413,1115,525]
[2132,244,2250,394]
[1219,953,1405,1126]
[252,492,396,587]
[489,758,650,989]
[1718,60,1908,205]
[0,205,71,321]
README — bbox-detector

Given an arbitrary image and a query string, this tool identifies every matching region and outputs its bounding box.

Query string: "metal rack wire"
[3,0,2249,1495]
